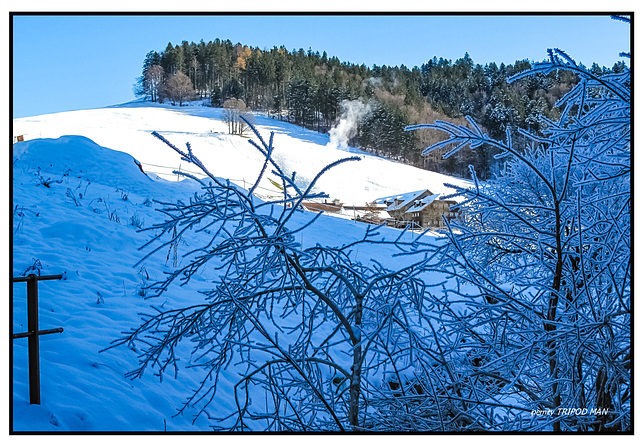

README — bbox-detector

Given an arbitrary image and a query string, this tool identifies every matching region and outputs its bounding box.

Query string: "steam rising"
[327,100,372,151]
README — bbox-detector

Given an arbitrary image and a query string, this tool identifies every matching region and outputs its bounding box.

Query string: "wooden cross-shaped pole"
[12,274,64,404]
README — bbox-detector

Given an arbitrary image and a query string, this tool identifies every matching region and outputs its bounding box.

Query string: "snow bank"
[12,128,450,431]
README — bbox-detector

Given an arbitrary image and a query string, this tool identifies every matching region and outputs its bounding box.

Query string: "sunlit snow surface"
[14,101,469,205]
[12,102,461,431]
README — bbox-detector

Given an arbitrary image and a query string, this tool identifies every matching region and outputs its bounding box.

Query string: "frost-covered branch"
[405,33,630,431]
[109,121,445,431]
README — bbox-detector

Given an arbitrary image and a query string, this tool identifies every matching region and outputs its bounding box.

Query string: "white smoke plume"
[327,99,372,151]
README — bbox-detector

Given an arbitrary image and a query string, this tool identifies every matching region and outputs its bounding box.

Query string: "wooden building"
[374,189,458,229]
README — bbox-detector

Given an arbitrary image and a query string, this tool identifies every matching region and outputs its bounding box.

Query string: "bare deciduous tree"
[406,43,630,432]
[161,71,196,106]
[222,98,249,135]
[144,65,164,103]
[106,119,446,431]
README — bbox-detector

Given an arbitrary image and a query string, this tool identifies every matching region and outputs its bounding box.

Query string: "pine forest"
[134,39,627,180]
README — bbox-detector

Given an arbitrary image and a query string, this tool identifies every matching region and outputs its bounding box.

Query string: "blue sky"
[12,14,631,118]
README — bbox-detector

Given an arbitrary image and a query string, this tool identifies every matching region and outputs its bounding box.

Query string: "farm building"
[301,199,391,226]
[373,189,458,229]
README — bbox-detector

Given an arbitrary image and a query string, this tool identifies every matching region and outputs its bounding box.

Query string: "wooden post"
[12,273,64,405]
[26,274,41,405]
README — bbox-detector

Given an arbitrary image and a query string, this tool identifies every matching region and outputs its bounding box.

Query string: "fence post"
[12,273,63,405]
[26,274,41,404]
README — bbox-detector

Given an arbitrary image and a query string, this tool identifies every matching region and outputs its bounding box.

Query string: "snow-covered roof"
[373,189,432,212]
[406,193,440,213]
[373,189,426,204]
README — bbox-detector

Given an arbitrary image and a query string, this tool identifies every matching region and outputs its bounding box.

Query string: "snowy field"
[13,101,469,206]
[11,103,462,431]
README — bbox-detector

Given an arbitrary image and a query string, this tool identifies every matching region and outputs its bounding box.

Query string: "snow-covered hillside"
[12,103,463,431]
[13,136,209,431]
[13,101,469,206]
